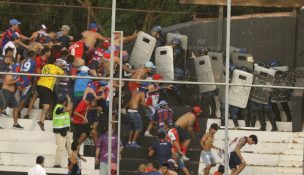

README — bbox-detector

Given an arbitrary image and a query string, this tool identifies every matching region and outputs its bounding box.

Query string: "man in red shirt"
[72,93,96,144]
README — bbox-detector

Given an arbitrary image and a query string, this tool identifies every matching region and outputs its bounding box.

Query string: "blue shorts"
[127,110,143,131]
[201,150,216,166]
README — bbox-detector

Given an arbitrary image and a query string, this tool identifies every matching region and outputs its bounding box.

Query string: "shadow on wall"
[163,11,301,68]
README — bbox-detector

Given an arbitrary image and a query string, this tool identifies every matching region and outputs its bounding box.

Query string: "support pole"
[217,6,224,51]
[224,0,231,174]
[106,0,116,175]
[116,31,124,175]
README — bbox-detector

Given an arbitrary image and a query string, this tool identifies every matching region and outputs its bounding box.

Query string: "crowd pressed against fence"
[2,13,300,175]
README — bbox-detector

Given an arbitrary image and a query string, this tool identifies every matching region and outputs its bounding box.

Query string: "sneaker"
[144,131,153,137]
[181,155,190,161]
[271,126,278,132]
[13,124,24,130]
[37,121,45,131]
[125,143,132,147]
[0,126,3,129]
[53,165,61,168]
[24,115,30,119]
[2,111,9,117]
[130,142,141,148]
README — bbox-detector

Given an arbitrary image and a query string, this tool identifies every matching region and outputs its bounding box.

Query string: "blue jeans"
[220,103,239,126]
[127,111,143,131]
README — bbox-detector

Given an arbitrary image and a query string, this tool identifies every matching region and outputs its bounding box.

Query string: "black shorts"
[175,125,190,141]
[37,85,54,105]
[229,151,242,169]
[0,89,18,109]
[73,123,93,142]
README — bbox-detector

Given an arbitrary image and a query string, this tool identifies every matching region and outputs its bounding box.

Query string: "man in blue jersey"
[16,51,36,118]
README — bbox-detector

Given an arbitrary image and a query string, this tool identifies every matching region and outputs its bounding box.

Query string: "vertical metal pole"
[107,0,116,175]
[224,1,231,175]
[217,6,224,51]
[116,31,124,175]
[292,8,299,68]
[87,6,91,29]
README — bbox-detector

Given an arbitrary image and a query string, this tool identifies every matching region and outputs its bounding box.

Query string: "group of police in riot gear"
[129,25,295,132]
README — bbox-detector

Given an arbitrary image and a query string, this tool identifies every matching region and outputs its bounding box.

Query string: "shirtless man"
[125,85,147,148]
[174,106,202,161]
[100,51,134,77]
[200,123,221,175]
[81,22,108,49]
[128,61,155,94]
[228,135,258,175]
[0,56,23,129]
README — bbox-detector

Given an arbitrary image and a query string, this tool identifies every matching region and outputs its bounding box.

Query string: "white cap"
[144,61,156,68]
[79,66,90,72]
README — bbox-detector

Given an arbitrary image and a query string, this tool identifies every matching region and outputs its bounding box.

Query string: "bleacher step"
[0,165,99,175]
[0,153,95,170]
[207,118,294,132]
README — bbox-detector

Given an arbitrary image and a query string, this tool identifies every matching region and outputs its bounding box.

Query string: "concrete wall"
[295,9,304,67]
[164,12,299,67]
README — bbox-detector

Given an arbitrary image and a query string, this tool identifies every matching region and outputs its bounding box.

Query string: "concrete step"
[207,118,294,132]
[121,147,201,161]
[0,116,53,132]
[0,129,55,142]
[0,165,99,175]
[198,164,303,175]
[214,129,304,143]
[6,108,41,120]
[0,153,95,170]
[212,140,303,155]
[202,149,303,167]
[120,158,199,173]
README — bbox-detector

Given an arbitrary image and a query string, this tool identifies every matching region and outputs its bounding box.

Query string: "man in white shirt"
[28,156,47,175]
[2,32,19,58]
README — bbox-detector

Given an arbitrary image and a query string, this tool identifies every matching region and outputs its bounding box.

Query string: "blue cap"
[11,32,20,40]
[144,61,156,68]
[268,58,280,67]
[57,93,67,103]
[140,81,150,87]
[159,100,168,106]
[89,22,98,30]
[98,81,108,86]
[151,25,162,33]
[239,48,248,54]
[9,19,21,26]
[86,93,95,101]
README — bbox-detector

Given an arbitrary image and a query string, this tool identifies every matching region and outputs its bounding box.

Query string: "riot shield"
[231,52,254,72]
[155,46,174,81]
[250,64,276,104]
[208,51,224,83]
[129,31,156,69]
[194,55,216,93]
[229,69,253,108]
[271,66,291,103]
[218,68,226,103]
[166,33,188,50]
[290,67,304,87]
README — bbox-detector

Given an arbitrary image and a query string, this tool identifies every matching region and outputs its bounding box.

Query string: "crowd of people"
[0,17,269,175]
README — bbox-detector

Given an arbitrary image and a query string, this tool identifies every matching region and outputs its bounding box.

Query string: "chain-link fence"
[0,1,302,175]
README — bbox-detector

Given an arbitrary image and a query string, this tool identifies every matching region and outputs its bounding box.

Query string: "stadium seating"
[197,119,303,175]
